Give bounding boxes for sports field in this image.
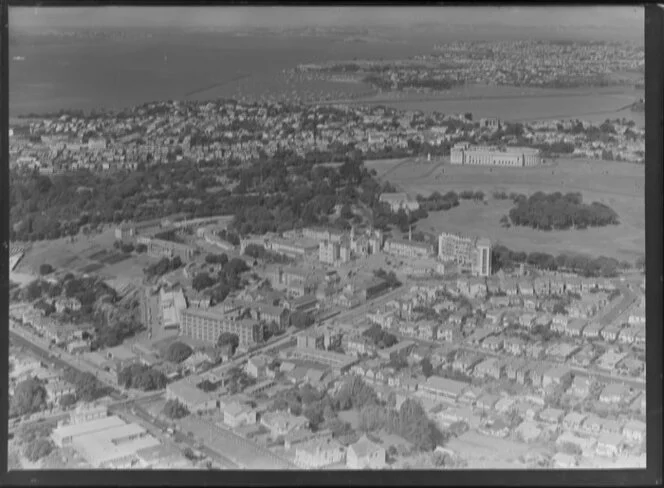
[365,157,645,261]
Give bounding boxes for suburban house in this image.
[346,435,386,470]
[562,412,588,432]
[622,420,646,444]
[222,402,257,428]
[294,437,346,469]
[599,383,635,405]
[260,410,310,438]
[596,433,625,457]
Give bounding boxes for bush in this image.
[59,393,77,408]
[163,399,190,419]
[11,378,47,416]
[39,264,54,276]
[24,438,53,462]
[165,341,193,363]
[136,243,147,253]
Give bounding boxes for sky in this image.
[10,6,644,32]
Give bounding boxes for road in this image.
[599,283,638,327]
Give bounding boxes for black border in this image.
[1,2,662,487]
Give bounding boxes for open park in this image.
[365,157,645,261]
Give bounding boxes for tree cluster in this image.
[416,191,460,212]
[358,398,448,452]
[290,310,315,330]
[117,364,167,391]
[62,368,109,402]
[362,324,398,349]
[164,341,193,363]
[163,399,190,419]
[10,378,47,417]
[491,243,625,277]
[507,191,619,231]
[217,332,240,354]
[144,256,183,279]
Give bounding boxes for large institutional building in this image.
[438,232,492,277]
[179,308,264,347]
[450,143,541,167]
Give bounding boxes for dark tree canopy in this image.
[165,341,194,363]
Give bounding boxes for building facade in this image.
[179,308,264,347]
[450,142,541,167]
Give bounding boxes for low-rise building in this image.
[346,435,386,470]
[294,437,346,469]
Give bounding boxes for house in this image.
[622,420,646,444]
[599,383,635,404]
[551,453,577,469]
[437,325,462,342]
[494,397,515,414]
[538,408,565,425]
[45,380,76,406]
[260,410,310,437]
[165,379,217,413]
[551,315,568,333]
[567,376,595,399]
[523,297,538,311]
[562,412,588,432]
[515,421,542,443]
[419,376,469,402]
[294,437,346,469]
[473,358,504,380]
[458,386,483,405]
[596,433,625,457]
[556,431,597,453]
[475,394,500,412]
[481,336,503,353]
[582,322,604,339]
[452,354,484,373]
[600,324,622,343]
[571,345,597,368]
[524,343,545,360]
[542,366,572,389]
[564,319,587,337]
[515,362,537,385]
[505,359,527,380]
[222,402,257,428]
[478,418,510,438]
[518,280,534,296]
[504,337,525,356]
[246,355,271,379]
[346,435,386,470]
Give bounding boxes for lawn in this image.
[369,157,644,261]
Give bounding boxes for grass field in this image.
[365,157,645,261]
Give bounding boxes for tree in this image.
[290,310,315,330]
[136,243,147,253]
[163,399,190,419]
[39,264,54,276]
[59,393,77,409]
[206,253,229,266]
[11,378,47,416]
[117,364,167,391]
[217,332,240,354]
[24,438,54,462]
[121,243,135,254]
[192,272,216,292]
[420,358,434,378]
[165,341,193,363]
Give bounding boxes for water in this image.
[9,31,644,127]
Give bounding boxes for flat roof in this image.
[423,376,469,395]
[52,415,127,440]
[73,432,160,466]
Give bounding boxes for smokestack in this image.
[409,225,412,241]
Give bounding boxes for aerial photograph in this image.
[7,6,646,471]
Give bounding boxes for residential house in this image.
[542,366,572,389]
[481,335,503,353]
[165,379,217,413]
[582,322,604,340]
[571,345,598,368]
[45,380,76,406]
[515,420,542,443]
[475,394,500,412]
[565,319,587,338]
[222,402,257,428]
[622,420,646,444]
[551,453,577,469]
[473,358,504,380]
[567,377,595,399]
[419,376,469,402]
[505,359,527,381]
[562,412,588,432]
[452,353,484,374]
[599,383,635,405]
[524,343,545,360]
[437,325,462,342]
[504,337,525,356]
[600,324,622,343]
[260,410,310,438]
[596,433,625,457]
[551,315,568,334]
[246,355,271,379]
[538,407,565,425]
[478,418,510,438]
[294,437,346,469]
[346,435,386,470]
